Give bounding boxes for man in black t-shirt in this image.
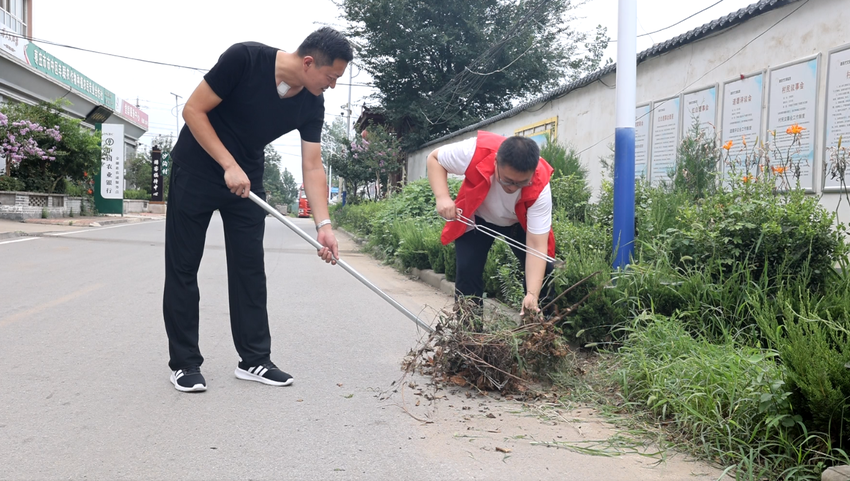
[163,27,353,393]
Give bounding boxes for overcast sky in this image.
[32,0,756,182]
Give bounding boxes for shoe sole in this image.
[234,367,294,386]
[170,372,207,393]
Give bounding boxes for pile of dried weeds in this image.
[404,301,571,394]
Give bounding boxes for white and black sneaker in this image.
[170,366,207,392]
[235,361,293,386]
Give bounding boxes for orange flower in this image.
[87,189,93,195]
[772,166,786,174]
[83,172,88,177]
[742,175,751,183]
[786,124,805,135]
[722,140,733,150]
[742,136,747,147]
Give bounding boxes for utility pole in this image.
[170,92,182,144]
[612,0,637,270]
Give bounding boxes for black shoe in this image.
[170,366,207,392]
[235,361,293,386]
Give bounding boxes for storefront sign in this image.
[116,97,149,129]
[151,147,163,202]
[100,124,124,199]
[24,43,116,108]
[0,25,27,62]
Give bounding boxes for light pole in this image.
[170,92,182,143]
[612,0,637,270]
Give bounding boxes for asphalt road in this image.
[0,213,726,481]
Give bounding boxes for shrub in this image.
[668,121,720,200]
[395,220,438,270]
[659,183,844,289]
[552,211,609,262]
[123,189,150,200]
[550,175,591,223]
[0,176,25,191]
[332,200,386,237]
[540,136,587,180]
[753,280,850,444]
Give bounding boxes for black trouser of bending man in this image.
[453,216,554,307]
[163,164,271,371]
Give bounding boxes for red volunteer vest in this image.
[441,131,556,258]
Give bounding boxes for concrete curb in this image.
[0,231,24,240]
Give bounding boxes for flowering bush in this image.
[1,101,100,193]
[349,124,405,199]
[0,111,61,165]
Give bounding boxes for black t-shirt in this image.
[171,42,325,186]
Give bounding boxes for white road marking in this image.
[0,237,40,246]
[47,220,163,236]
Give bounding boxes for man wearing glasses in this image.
[426,131,555,316]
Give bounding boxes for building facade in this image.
[0,0,148,173]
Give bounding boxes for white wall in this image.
[407,0,850,219]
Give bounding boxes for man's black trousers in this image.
[453,216,554,305]
[163,164,271,371]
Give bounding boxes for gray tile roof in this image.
[417,0,802,150]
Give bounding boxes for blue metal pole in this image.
[612,0,637,270]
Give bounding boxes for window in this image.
[0,0,26,36]
[514,117,558,146]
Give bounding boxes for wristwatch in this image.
[315,219,332,231]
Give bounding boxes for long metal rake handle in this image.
[248,192,434,333]
[447,210,564,268]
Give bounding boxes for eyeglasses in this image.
[495,165,533,188]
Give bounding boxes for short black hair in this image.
[496,136,540,173]
[297,27,354,67]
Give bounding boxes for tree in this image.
[281,167,298,206]
[351,123,404,199]
[567,25,613,82]
[322,118,372,201]
[263,144,287,206]
[2,100,99,193]
[340,0,598,149]
[125,149,152,194]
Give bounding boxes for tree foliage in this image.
[323,118,372,201]
[263,144,288,206]
[125,149,152,194]
[281,167,298,206]
[340,0,605,149]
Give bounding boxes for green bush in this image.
[668,121,720,200]
[332,200,387,237]
[123,189,150,200]
[395,220,439,270]
[550,175,591,223]
[0,176,26,191]
[540,136,587,180]
[753,279,850,444]
[615,314,823,474]
[481,240,523,305]
[659,184,844,289]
